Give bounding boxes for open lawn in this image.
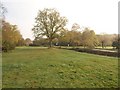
[2,47,118,88]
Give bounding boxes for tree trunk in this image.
[49,39,52,48]
[102,42,104,48]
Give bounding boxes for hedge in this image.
[62,47,119,57]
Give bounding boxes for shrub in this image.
[65,48,118,57]
[112,41,120,49]
[2,40,15,52]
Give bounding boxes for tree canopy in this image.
[81,28,99,48]
[32,8,68,47]
[2,20,23,51]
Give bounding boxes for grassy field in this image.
[2,47,118,88]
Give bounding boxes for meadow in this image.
[2,47,118,88]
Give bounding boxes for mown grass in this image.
[2,47,118,88]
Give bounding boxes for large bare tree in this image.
[32,8,68,47]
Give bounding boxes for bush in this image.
[64,48,118,57]
[2,41,16,52]
[112,41,120,49]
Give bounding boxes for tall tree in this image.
[82,28,99,48]
[2,21,23,51]
[0,2,7,20]
[65,30,81,46]
[32,8,68,47]
[0,3,7,48]
[97,33,115,48]
[57,28,69,46]
[70,23,81,46]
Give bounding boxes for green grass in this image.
[2,47,118,88]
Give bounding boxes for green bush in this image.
[2,40,15,52]
[112,41,120,49]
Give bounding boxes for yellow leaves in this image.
[82,28,99,48]
[2,21,22,43]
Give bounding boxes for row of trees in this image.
[1,7,119,51]
[32,28,118,49]
[32,8,118,49]
[57,27,99,48]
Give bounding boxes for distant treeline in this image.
[1,7,120,52]
[2,20,119,52]
[30,30,119,49]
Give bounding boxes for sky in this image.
[2,0,119,40]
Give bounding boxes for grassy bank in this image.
[2,47,118,88]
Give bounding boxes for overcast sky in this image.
[2,0,119,40]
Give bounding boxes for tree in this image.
[71,23,80,31]
[65,30,81,46]
[57,28,69,46]
[97,33,116,48]
[112,34,120,49]
[0,3,7,50]
[25,38,32,46]
[32,8,68,47]
[2,20,23,52]
[69,23,81,46]
[112,41,118,49]
[57,23,81,47]
[0,2,7,20]
[81,28,99,48]
[32,37,48,46]
[17,38,25,46]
